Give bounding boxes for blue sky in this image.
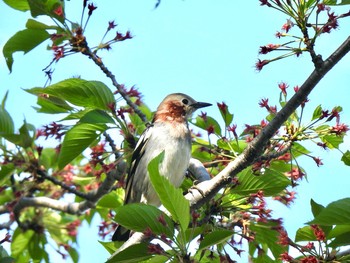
[1,0,350,262]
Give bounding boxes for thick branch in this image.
[186,35,350,209]
[13,161,126,229]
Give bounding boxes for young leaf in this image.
[308,198,350,225]
[106,243,152,263]
[193,115,221,135]
[79,110,115,124]
[341,150,350,166]
[58,123,108,169]
[3,0,30,11]
[310,199,325,217]
[197,229,233,251]
[295,226,317,242]
[234,168,290,196]
[311,105,323,121]
[148,152,190,232]
[26,79,115,111]
[0,94,14,135]
[217,102,234,127]
[114,203,174,237]
[34,95,74,114]
[98,241,123,254]
[11,229,35,258]
[3,28,50,72]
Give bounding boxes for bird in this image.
[112,93,211,241]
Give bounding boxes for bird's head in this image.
[154,93,212,123]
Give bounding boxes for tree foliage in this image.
[1,0,350,262]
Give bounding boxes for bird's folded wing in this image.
[123,125,153,204]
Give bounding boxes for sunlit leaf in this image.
[114,203,174,237]
[308,198,350,225]
[3,0,29,11]
[148,152,190,232]
[197,229,233,251]
[3,28,50,72]
[26,79,115,111]
[58,123,108,169]
[341,150,350,166]
[234,168,290,196]
[106,243,152,263]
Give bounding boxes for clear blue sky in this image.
[1,1,350,262]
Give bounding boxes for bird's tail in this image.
[112,225,130,241]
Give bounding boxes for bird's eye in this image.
[182,98,189,105]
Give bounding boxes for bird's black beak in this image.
[191,101,212,109]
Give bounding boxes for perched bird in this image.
[112,93,211,241]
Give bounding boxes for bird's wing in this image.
[123,125,153,204]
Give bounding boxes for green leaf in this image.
[217,103,233,127]
[197,229,233,251]
[67,246,79,263]
[3,0,30,11]
[2,122,36,148]
[39,148,58,169]
[28,233,44,261]
[106,243,152,263]
[310,199,325,217]
[341,150,350,166]
[26,79,115,111]
[80,110,115,124]
[193,115,221,135]
[26,19,59,30]
[328,225,350,239]
[321,134,343,149]
[234,168,290,196]
[27,0,65,23]
[148,152,190,232]
[291,142,310,158]
[329,232,350,247]
[311,105,322,121]
[0,108,14,135]
[250,222,285,259]
[3,28,50,72]
[325,0,350,5]
[295,226,317,242]
[58,123,108,169]
[34,94,74,114]
[309,198,350,225]
[97,191,123,209]
[98,241,123,255]
[0,163,15,184]
[114,203,174,237]
[11,229,35,258]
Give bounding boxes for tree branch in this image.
[82,47,147,122]
[186,35,350,209]
[13,161,126,230]
[109,36,350,256]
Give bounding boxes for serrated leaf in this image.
[79,110,115,124]
[217,102,233,127]
[98,241,123,255]
[291,142,311,158]
[3,0,30,11]
[295,226,317,242]
[321,134,343,149]
[11,229,35,258]
[308,198,350,225]
[28,0,65,23]
[3,28,50,72]
[26,79,115,111]
[234,168,290,196]
[193,115,221,135]
[26,19,59,30]
[106,243,152,263]
[58,123,108,169]
[97,191,123,209]
[341,150,350,166]
[0,108,14,135]
[250,222,285,259]
[148,152,190,232]
[311,105,323,121]
[34,94,74,114]
[0,163,15,184]
[114,203,174,237]
[310,199,325,217]
[198,229,233,251]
